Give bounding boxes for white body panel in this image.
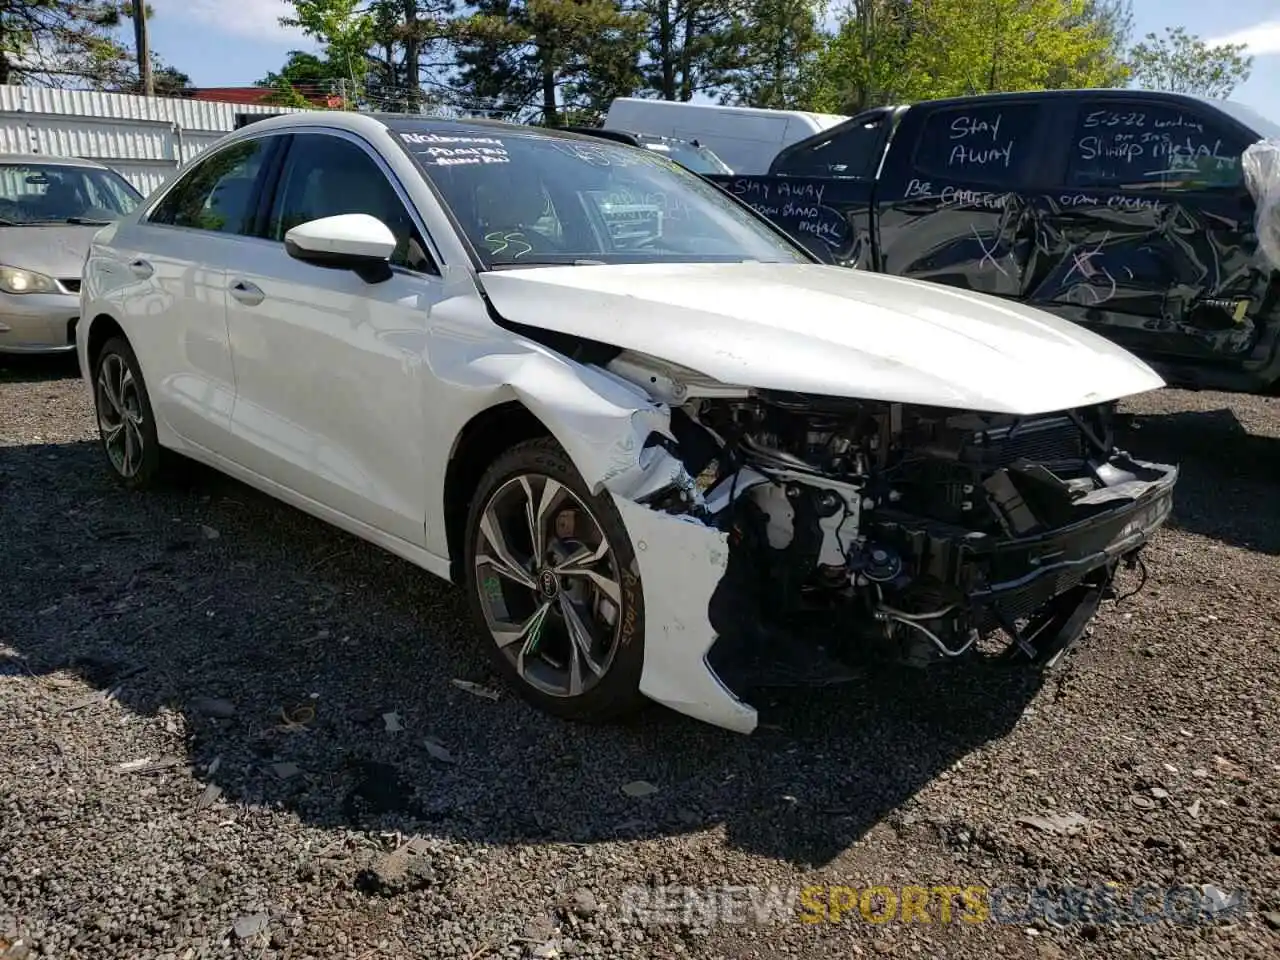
[78,110,1166,736]
[285,213,398,259]
[219,237,436,545]
[604,98,848,174]
[479,261,1164,416]
[86,219,240,449]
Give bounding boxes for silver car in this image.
[0,154,143,354]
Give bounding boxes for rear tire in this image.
[463,437,648,724]
[91,336,166,490]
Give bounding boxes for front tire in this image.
[92,336,165,489]
[463,437,647,723]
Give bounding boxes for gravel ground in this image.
[1,353,1277,960]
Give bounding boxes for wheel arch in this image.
[85,313,127,373]
[443,400,552,583]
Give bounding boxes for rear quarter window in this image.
[770,114,889,179]
[1066,101,1248,191]
[910,102,1042,187]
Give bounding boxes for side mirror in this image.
[284,213,397,283]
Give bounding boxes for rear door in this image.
[874,97,1052,299]
[1021,94,1269,382]
[112,135,282,450]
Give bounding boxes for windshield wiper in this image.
[62,217,113,225]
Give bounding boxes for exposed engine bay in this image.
[603,354,1178,692]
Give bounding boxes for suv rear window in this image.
[1065,101,1248,191]
[911,102,1041,186]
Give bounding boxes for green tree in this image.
[257,51,344,106]
[624,0,745,101]
[279,0,460,111]
[453,0,646,126]
[259,51,342,90]
[811,0,1132,113]
[808,0,917,114]
[116,59,188,96]
[1127,26,1252,99]
[0,0,134,87]
[717,0,827,108]
[1044,0,1133,88]
[281,0,378,94]
[149,64,188,95]
[364,0,457,111]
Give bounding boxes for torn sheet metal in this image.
[1243,138,1280,272]
[468,347,751,730]
[467,349,692,502]
[611,495,758,734]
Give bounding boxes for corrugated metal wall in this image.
[0,86,306,196]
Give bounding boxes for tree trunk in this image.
[677,3,694,100]
[404,0,421,107]
[658,0,675,99]
[541,63,558,126]
[132,0,153,96]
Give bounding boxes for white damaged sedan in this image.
[78,112,1177,733]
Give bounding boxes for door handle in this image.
[229,279,265,307]
[128,258,153,279]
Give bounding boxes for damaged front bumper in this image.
[470,342,1177,735]
[611,455,1176,736]
[611,495,759,734]
[874,456,1177,637]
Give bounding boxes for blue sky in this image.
[142,0,1278,121]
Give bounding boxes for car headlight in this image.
[0,265,59,295]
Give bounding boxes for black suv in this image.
[706,90,1280,394]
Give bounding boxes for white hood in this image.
[477,261,1165,415]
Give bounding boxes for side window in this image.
[267,133,436,274]
[148,139,271,234]
[1066,101,1247,191]
[772,114,889,178]
[911,103,1042,186]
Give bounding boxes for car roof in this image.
[230,109,628,146]
[905,89,1275,133]
[0,152,112,169]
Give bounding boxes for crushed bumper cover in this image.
[620,457,1176,734]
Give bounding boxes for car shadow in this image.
[0,353,81,383]
[1116,405,1280,555]
[2,438,1044,867]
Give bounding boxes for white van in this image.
[603,98,848,175]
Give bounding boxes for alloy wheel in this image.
[96,352,146,478]
[473,474,624,698]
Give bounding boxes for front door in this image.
[223,130,444,546]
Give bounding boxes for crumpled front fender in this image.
[465,348,756,733]
[468,351,690,502]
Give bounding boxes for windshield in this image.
[638,136,733,175]
[397,128,803,269]
[0,162,142,225]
